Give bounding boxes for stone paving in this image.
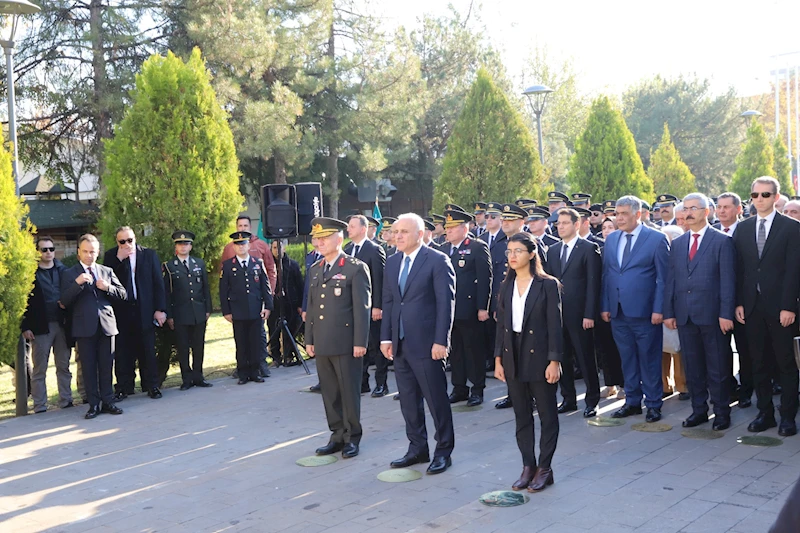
[0,362,797,533]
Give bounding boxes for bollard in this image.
[15,334,28,416]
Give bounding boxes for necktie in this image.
[489,234,494,249]
[182,259,189,272]
[560,242,568,272]
[399,256,411,339]
[689,234,700,261]
[353,245,360,257]
[757,219,766,258]
[622,233,633,266]
[723,227,730,233]
[87,267,98,300]
[324,263,330,275]
[241,261,247,270]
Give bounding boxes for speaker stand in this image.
[270,240,310,374]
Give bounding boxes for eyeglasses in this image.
[39,247,55,252]
[684,206,704,213]
[118,238,134,245]
[487,214,500,219]
[504,249,530,257]
[750,192,774,199]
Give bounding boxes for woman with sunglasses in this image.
[494,232,563,492]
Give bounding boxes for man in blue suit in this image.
[381,213,456,475]
[664,193,736,431]
[601,196,670,422]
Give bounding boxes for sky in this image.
[373,0,800,98]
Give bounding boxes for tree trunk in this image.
[90,0,110,183]
[273,153,287,184]
[326,149,339,219]
[325,20,339,219]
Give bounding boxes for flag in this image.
[373,199,382,234]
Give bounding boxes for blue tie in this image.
[398,256,410,339]
[622,233,633,266]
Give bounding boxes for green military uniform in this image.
[305,217,371,452]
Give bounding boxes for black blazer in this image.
[545,238,601,324]
[732,212,800,318]
[103,245,167,329]
[480,230,509,312]
[494,277,563,382]
[60,263,127,338]
[344,239,385,310]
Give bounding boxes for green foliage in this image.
[568,96,653,203]
[647,124,695,198]
[772,136,794,196]
[433,68,545,210]
[101,49,243,278]
[0,131,38,366]
[729,120,774,199]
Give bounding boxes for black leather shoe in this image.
[361,382,371,394]
[180,383,194,391]
[495,397,513,409]
[466,395,483,407]
[113,391,127,402]
[391,451,430,468]
[772,383,782,396]
[712,416,731,431]
[63,402,74,409]
[646,408,662,422]
[101,403,123,415]
[342,442,359,458]
[779,419,798,437]
[426,456,451,475]
[394,395,400,401]
[611,404,643,418]
[251,376,265,383]
[682,413,709,428]
[371,384,388,398]
[85,405,100,419]
[315,442,344,455]
[195,380,213,388]
[583,406,597,418]
[739,398,752,408]
[148,387,162,399]
[557,402,578,414]
[448,392,468,404]
[232,370,239,379]
[747,412,777,432]
[309,383,321,393]
[237,378,248,385]
[678,392,690,401]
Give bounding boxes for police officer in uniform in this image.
[431,213,447,245]
[571,192,592,209]
[515,198,537,233]
[473,202,488,237]
[163,231,213,390]
[220,231,273,385]
[547,191,570,238]
[381,217,398,256]
[655,194,678,226]
[306,218,371,459]
[589,203,605,235]
[480,202,510,372]
[602,200,617,218]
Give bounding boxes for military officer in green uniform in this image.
[305,217,371,459]
[220,231,273,385]
[163,231,213,390]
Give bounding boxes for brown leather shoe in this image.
[527,467,554,493]
[512,466,536,491]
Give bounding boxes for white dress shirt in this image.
[755,209,777,243]
[720,220,738,236]
[512,278,533,333]
[350,237,367,256]
[687,223,710,253]
[617,222,644,266]
[129,252,138,300]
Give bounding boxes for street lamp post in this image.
[0,0,40,417]
[523,84,554,165]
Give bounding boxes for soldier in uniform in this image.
[219,231,273,385]
[381,217,398,256]
[571,192,592,209]
[655,194,678,226]
[480,202,509,372]
[576,207,605,248]
[473,202,488,237]
[603,200,617,218]
[306,217,371,459]
[366,216,380,242]
[547,191,569,238]
[640,201,659,229]
[163,231,213,390]
[431,213,447,244]
[423,218,442,250]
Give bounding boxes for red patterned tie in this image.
[689,234,700,261]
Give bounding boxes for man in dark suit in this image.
[732,177,800,436]
[381,213,456,475]
[61,234,127,419]
[664,194,736,430]
[345,214,388,396]
[546,208,602,418]
[601,196,670,423]
[103,226,167,400]
[441,206,492,407]
[479,202,509,373]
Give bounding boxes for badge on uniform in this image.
[254,274,260,282]
[332,273,346,280]
[334,287,342,296]
[458,259,465,268]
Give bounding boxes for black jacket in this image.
[344,238,385,310]
[278,254,304,311]
[441,237,492,321]
[545,238,601,324]
[21,260,69,336]
[103,245,167,329]
[163,256,212,326]
[60,263,127,338]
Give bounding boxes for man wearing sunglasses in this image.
[103,226,168,400]
[732,177,800,437]
[21,237,73,413]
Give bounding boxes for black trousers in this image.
[450,317,486,397]
[175,321,207,385]
[317,354,363,444]
[746,298,799,419]
[78,326,115,407]
[678,319,732,417]
[559,323,601,408]
[595,319,624,387]
[115,310,158,393]
[395,341,455,458]
[363,319,388,387]
[233,319,264,380]
[507,378,559,469]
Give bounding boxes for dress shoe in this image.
[448,392,468,404]
[646,408,662,422]
[391,451,430,468]
[342,442,359,458]
[361,382,371,394]
[113,391,127,402]
[779,419,798,437]
[512,466,536,491]
[678,392,690,401]
[371,384,388,397]
[495,397,513,409]
[237,378,248,385]
[426,456,451,475]
[773,383,782,396]
[148,387,162,399]
[739,398,752,408]
[101,403,123,415]
[682,413,709,428]
[85,405,100,419]
[180,383,194,391]
[62,402,74,409]
[583,406,597,418]
[611,404,642,418]
[747,412,777,432]
[557,402,578,414]
[662,391,672,399]
[527,467,554,493]
[315,442,343,455]
[712,416,731,431]
[466,395,483,407]
[251,376,265,383]
[195,380,213,388]
[309,383,321,393]
[232,370,239,379]
[394,394,400,400]
[259,362,271,377]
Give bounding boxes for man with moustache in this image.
[655,194,678,227]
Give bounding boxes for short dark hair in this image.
[237,214,251,223]
[115,226,134,237]
[557,208,580,224]
[36,235,54,247]
[78,234,99,247]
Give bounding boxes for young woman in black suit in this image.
[494,232,563,492]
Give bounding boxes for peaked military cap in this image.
[486,202,503,214]
[548,191,569,203]
[430,213,445,224]
[473,202,488,214]
[515,198,538,209]
[602,200,616,214]
[573,207,592,218]
[571,193,592,204]
[655,193,678,207]
[365,216,379,227]
[443,203,468,214]
[525,206,551,221]
[423,219,435,231]
[589,203,603,214]
[444,208,473,228]
[172,230,195,243]
[310,217,347,238]
[640,201,652,211]
[230,231,252,243]
[381,216,397,230]
[500,203,527,220]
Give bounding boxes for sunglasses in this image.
[39,247,55,252]
[750,192,773,199]
[487,214,500,219]
[118,238,134,245]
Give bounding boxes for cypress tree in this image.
[729,119,774,199]
[648,123,696,198]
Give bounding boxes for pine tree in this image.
[647,124,696,198]
[729,120,774,199]
[433,68,545,210]
[101,49,243,274]
[0,131,38,365]
[568,96,653,202]
[772,136,794,196]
